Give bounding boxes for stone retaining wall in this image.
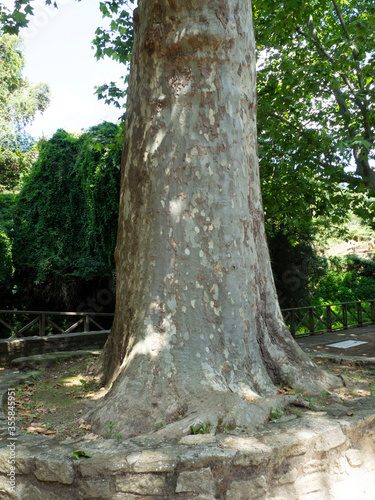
[1,410,375,499]
[0,331,110,365]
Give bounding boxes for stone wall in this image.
[0,331,110,365]
[1,410,375,499]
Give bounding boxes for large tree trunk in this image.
[89,0,339,439]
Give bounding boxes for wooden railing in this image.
[0,310,114,338]
[281,300,375,338]
[2,300,375,339]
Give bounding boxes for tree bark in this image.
[89,0,339,439]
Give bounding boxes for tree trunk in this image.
[89,0,339,439]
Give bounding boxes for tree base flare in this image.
[88,360,341,441]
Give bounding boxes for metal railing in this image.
[281,300,375,337]
[0,310,114,338]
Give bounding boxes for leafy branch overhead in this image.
[1,0,375,236]
[254,0,375,194]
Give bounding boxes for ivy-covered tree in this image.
[11,122,122,310]
[0,33,50,192]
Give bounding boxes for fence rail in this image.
[2,300,375,339]
[0,310,114,338]
[281,300,375,337]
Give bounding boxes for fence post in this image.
[371,301,375,323]
[84,314,90,332]
[290,310,295,338]
[39,314,46,336]
[357,301,363,326]
[326,305,332,332]
[342,303,348,329]
[308,307,314,334]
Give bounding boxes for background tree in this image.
[0,33,50,192]
[254,0,375,193]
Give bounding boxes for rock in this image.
[79,453,130,476]
[179,434,217,445]
[78,478,113,499]
[175,467,215,495]
[227,476,268,500]
[127,446,180,473]
[116,473,167,496]
[345,448,363,467]
[220,436,272,466]
[34,455,74,484]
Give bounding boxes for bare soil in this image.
[4,355,107,441]
[4,355,375,440]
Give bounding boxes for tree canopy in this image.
[0,32,50,191]
[254,0,375,233]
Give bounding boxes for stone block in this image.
[17,485,62,500]
[180,445,236,469]
[78,478,113,499]
[179,434,217,446]
[116,473,167,496]
[79,453,129,476]
[227,476,268,500]
[220,436,272,466]
[262,431,308,460]
[273,467,298,485]
[345,448,363,467]
[302,417,347,452]
[113,495,143,500]
[302,459,328,474]
[127,447,179,473]
[294,472,330,497]
[34,457,74,484]
[175,467,215,495]
[0,447,34,475]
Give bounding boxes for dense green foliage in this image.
[312,255,375,304]
[2,1,375,313]
[0,33,50,191]
[0,194,16,294]
[254,0,375,235]
[5,122,122,310]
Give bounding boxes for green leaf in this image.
[72,450,93,460]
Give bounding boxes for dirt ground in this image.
[3,354,375,441]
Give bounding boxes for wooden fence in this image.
[0,310,114,338]
[1,300,375,339]
[281,300,375,337]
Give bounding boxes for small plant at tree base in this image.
[105,421,122,440]
[304,397,317,408]
[362,370,375,375]
[190,422,210,435]
[369,382,375,396]
[270,409,284,420]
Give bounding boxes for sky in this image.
[3,0,128,138]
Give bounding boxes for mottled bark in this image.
[89,0,339,439]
